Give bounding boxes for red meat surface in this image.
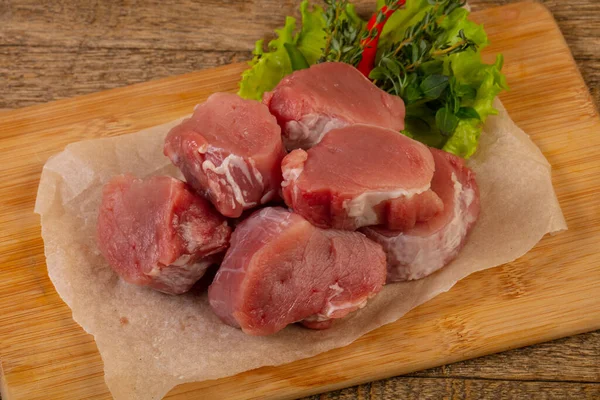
[263,62,405,150]
[97,175,231,294]
[281,124,443,231]
[208,207,386,335]
[164,92,286,218]
[363,149,480,281]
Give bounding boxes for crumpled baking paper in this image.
[34,99,566,400]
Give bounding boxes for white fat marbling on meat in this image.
[198,144,209,154]
[282,163,305,202]
[201,152,264,208]
[170,254,193,267]
[303,282,370,323]
[324,297,369,318]
[321,283,369,318]
[260,190,276,204]
[250,158,264,186]
[284,114,348,150]
[281,166,304,188]
[368,173,476,281]
[343,183,431,228]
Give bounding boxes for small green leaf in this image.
[456,107,481,120]
[382,58,401,76]
[419,60,443,75]
[436,107,459,136]
[404,116,431,136]
[453,96,461,114]
[411,42,419,63]
[369,66,388,80]
[406,72,419,86]
[420,74,449,99]
[419,38,428,54]
[331,37,340,51]
[404,85,423,104]
[456,84,477,101]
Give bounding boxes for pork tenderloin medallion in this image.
[208,207,387,335]
[281,124,444,231]
[363,148,480,282]
[97,175,231,295]
[263,62,405,150]
[164,92,286,218]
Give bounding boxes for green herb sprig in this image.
[320,0,364,65]
[368,0,480,142]
[370,0,474,97]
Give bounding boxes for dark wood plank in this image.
[0,0,376,51]
[302,331,600,399]
[411,331,600,382]
[304,377,600,400]
[0,1,599,399]
[1,0,598,109]
[0,46,250,108]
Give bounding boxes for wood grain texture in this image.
[302,378,600,400]
[410,331,600,382]
[0,45,250,109]
[0,1,599,400]
[1,0,599,109]
[302,331,600,400]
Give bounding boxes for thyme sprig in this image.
[320,0,404,66]
[370,0,475,98]
[320,0,364,64]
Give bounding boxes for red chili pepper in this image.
[357,0,406,78]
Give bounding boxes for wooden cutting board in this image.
[0,2,599,399]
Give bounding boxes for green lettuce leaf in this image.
[438,8,488,49]
[237,17,296,100]
[296,1,327,65]
[238,0,326,100]
[405,50,507,158]
[442,53,508,157]
[387,4,507,158]
[441,119,481,158]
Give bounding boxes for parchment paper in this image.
[34,99,566,400]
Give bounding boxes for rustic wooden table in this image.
[1,1,598,399]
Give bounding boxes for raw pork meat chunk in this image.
[97,175,231,295]
[263,62,405,150]
[164,92,286,218]
[281,124,444,231]
[363,149,480,282]
[208,207,386,336]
